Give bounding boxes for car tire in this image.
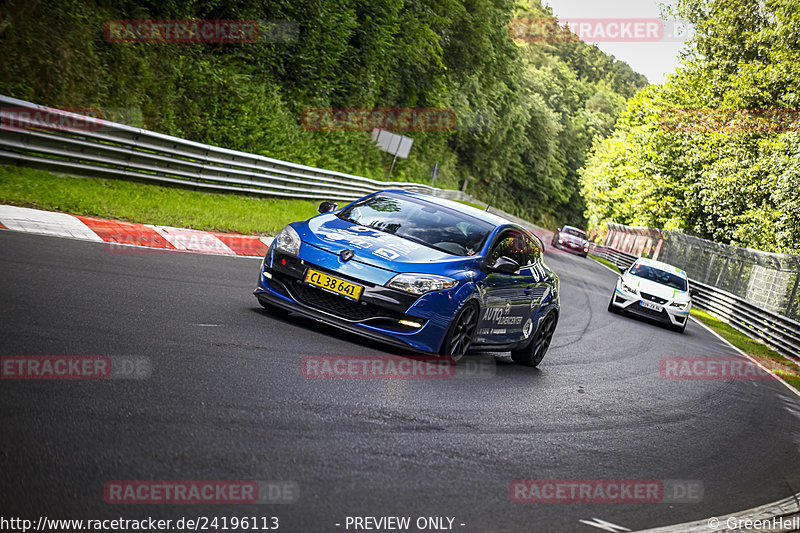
[440,301,479,359]
[511,312,556,368]
[673,323,686,333]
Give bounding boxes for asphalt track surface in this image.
[2,230,800,532]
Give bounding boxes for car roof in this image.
[633,257,688,278]
[378,189,514,227]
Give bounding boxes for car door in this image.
[475,229,538,344]
[521,232,552,324]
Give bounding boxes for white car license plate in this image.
[640,299,663,311]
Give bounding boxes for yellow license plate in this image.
[304,269,363,301]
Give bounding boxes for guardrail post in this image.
[787,257,800,318]
[731,260,746,295]
[714,255,730,288]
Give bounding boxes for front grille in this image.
[629,303,668,321]
[291,283,379,322]
[641,292,668,305]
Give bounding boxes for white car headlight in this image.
[621,280,638,294]
[669,300,690,310]
[387,273,457,295]
[274,225,301,256]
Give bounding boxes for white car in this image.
[608,257,693,333]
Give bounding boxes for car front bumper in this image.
[610,287,690,327]
[254,246,467,353]
[553,240,588,255]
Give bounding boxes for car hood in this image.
[295,215,479,275]
[623,274,690,301]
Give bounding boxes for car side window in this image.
[520,232,541,266]
[490,230,538,267]
[490,233,516,264]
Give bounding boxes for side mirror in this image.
[318,201,338,214]
[618,266,626,274]
[488,256,520,274]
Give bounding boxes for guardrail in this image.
[0,95,479,204]
[589,243,800,361]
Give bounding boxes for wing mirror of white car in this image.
[618,266,626,274]
[318,201,338,213]
[488,256,520,274]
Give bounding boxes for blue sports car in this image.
[254,190,560,366]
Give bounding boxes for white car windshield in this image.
[629,263,688,291]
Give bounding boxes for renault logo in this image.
[340,249,355,262]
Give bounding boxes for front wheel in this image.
[440,301,479,359]
[511,312,557,367]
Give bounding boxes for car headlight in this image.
[670,300,690,310]
[274,225,301,256]
[621,280,638,294]
[387,273,457,295]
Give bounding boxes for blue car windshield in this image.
[337,193,495,256]
[629,263,688,291]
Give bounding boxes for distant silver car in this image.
[551,225,589,257]
[608,257,693,333]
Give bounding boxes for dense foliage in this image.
[0,0,645,226]
[580,0,800,253]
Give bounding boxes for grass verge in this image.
[588,253,620,272]
[588,254,800,391]
[689,308,800,390]
[456,199,488,210]
[0,165,321,235]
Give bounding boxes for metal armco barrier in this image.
[0,95,479,204]
[590,243,800,361]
